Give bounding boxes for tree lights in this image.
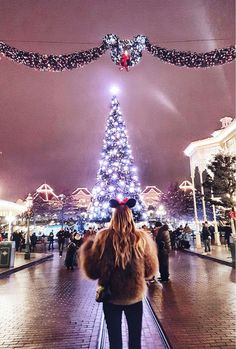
[89,96,145,222]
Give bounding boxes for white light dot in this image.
[110,85,120,95]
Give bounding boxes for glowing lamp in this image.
[6,215,15,224]
[110,85,120,95]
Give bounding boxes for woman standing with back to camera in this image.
[80,198,158,349]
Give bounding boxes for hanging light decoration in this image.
[0,34,235,72]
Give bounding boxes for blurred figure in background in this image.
[48,231,54,251]
[201,222,211,254]
[30,232,37,252]
[156,223,171,282]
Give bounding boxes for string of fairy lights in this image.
[0,33,235,71]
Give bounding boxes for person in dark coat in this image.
[149,221,162,283]
[224,224,232,248]
[72,232,83,249]
[170,229,177,250]
[65,241,77,270]
[30,232,37,252]
[156,224,171,282]
[48,231,54,251]
[56,229,66,256]
[19,232,25,252]
[13,232,21,251]
[201,222,211,253]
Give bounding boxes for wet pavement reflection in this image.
[0,250,235,348]
[147,251,236,349]
[0,255,102,349]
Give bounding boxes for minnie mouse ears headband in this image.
[109,198,136,209]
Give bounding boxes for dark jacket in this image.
[79,229,158,305]
[56,230,65,242]
[156,226,171,253]
[48,233,54,242]
[30,234,37,245]
[202,226,210,240]
[65,242,77,267]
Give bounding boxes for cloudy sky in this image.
[0,0,235,201]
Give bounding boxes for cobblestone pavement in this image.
[13,252,49,267]
[0,253,166,349]
[187,240,233,264]
[0,252,53,278]
[0,249,235,349]
[0,255,102,349]
[147,251,236,349]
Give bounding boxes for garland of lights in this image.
[0,34,235,71]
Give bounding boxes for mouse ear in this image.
[126,198,136,208]
[109,199,120,208]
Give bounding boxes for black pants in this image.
[158,251,169,281]
[48,241,54,250]
[103,301,143,349]
[58,241,64,254]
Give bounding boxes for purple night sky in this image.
[0,0,235,201]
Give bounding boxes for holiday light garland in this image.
[0,34,235,71]
[0,41,108,71]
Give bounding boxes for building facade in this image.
[184,117,236,173]
[184,116,236,246]
[21,183,163,220]
[71,188,92,209]
[34,183,59,203]
[141,186,162,209]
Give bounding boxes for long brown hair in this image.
[99,206,146,269]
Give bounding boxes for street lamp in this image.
[156,205,166,223]
[6,215,15,241]
[179,179,201,248]
[78,211,88,231]
[24,193,33,260]
[58,194,66,229]
[147,209,154,221]
[210,190,221,245]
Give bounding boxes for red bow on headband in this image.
[109,198,136,209]
[117,198,129,205]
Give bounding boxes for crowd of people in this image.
[0,226,97,268]
[0,218,233,262]
[0,219,233,279]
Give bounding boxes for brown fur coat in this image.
[79,229,158,305]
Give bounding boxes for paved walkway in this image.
[0,252,166,349]
[148,250,236,349]
[0,251,53,278]
[183,241,234,267]
[0,247,235,348]
[0,254,102,349]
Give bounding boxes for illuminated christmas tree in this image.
[89,96,145,222]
